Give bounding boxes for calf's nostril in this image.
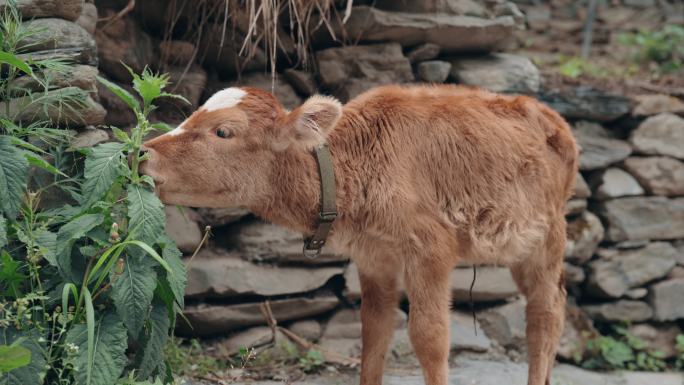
[139,149,148,158]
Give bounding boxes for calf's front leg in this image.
[359,268,399,385]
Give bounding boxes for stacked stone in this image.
[0,0,106,143]
[84,0,684,363]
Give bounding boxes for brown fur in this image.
[141,84,578,385]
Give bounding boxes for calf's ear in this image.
[285,95,342,150]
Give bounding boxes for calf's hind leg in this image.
[510,223,567,385]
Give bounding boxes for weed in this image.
[618,25,684,76]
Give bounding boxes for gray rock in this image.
[625,287,648,299]
[166,65,208,111]
[75,2,97,35]
[179,296,339,336]
[649,278,684,321]
[675,240,684,266]
[10,64,98,93]
[198,24,267,79]
[159,40,196,65]
[406,43,441,63]
[632,94,684,117]
[343,263,361,301]
[623,156,684,197]
[565,199,587,216]
[417,60,452,83]
[322,308,406,340]
[598,197,684,241]
[228,72,302,110]
[573,173,591,199]
[288,320,322,342]
[565,211,604,265]
[237,221,349,265]
[450,311,491,352]
[589,167,644,200]
[339,6,517,53]
[195,207,249,227]
[538,86,630,122]
[630,113,684,160]
[70,127,109,149]
[220,326,274,355]
[19,18,96,63]
[628,323,682,358]
[284,69,317,96]
[185,249,343,298]
[452,266,518,303]
[478,298,526,348]
[164,206,202,254]
[97,79,137,127]
[316,43,414,101]
[586,242,677,298]
[375,0,487,16]
[2,87,105,127]
[17,47,96,66]
[564,263,586,287]
[0,0,83,21]
[573,121,632,170]
[449,53,540,94]
[582,300,653,322]
[95,14,156,82]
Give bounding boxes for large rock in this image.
[10,65,98,93]
[452,266,518,303]
[287,319,323,342]
[185,249,343,298]
[19,18,96,63]
[237,221,349,265]
[227,72,301,110]
[97,79,137,127]
[563,263,586,287]
[339,6,517,53]
[573,121,632,170]
[198,25,267,79]
[375,0,487,16]
[343,263,361,301]
[598,197,684,241]
[632,94,684,117]
[70,127,109,149]
[565,211,603,265]
[538,87,630,122]
[2,87,105,127]
[416,60,452,83]
[165,65,208,111]
[179,296,339,336]
[649,278,684,321]
[284,69,317,97]
[406,43,441,63]
[623,156,684,197]
[450,311,491,352]
[0,0,83,21]
[628,323,682,359]
[449,53,540,94]
[75,2,97,35]
[316,43,414,101]
[478,298,526,349]
[565,199,587,216]
[586,242,677,298]
[582,300,653,322]
[588,167,644,200]
[95,14,156,82]
[164,206,202,254]
[573,173,591,199]
[630,113,684,160]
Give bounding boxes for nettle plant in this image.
[1,6,189,382]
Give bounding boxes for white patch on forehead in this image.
[202,87,247,112]
[165,119,188,136]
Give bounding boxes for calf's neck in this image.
[140,84,578,385]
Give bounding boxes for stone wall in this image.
[9,0,684,364]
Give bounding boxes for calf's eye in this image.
[216,129,232,139]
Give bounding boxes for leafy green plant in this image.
[1,3,190,384]
[298,349,325,373]
[619,25,684,75]
[576,325,668,372]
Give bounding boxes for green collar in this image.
[302,143,337,258]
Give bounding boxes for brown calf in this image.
[140,84,578,385]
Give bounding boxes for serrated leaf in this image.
[0,344,31,373]
[80,142,126,207]
[127,184,165,246]
[0,216,6,250]
[110,254,157,336]
[55,213,104,273]
[97,76,140,113]
[161,239,186,309]
[0,136,29,219]
[135,302,170,379]
[24,153,67,177]
[66,315,127,385]
[0,329,46,385]
[33,227,57,265]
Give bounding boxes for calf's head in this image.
[139,87,342,208]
